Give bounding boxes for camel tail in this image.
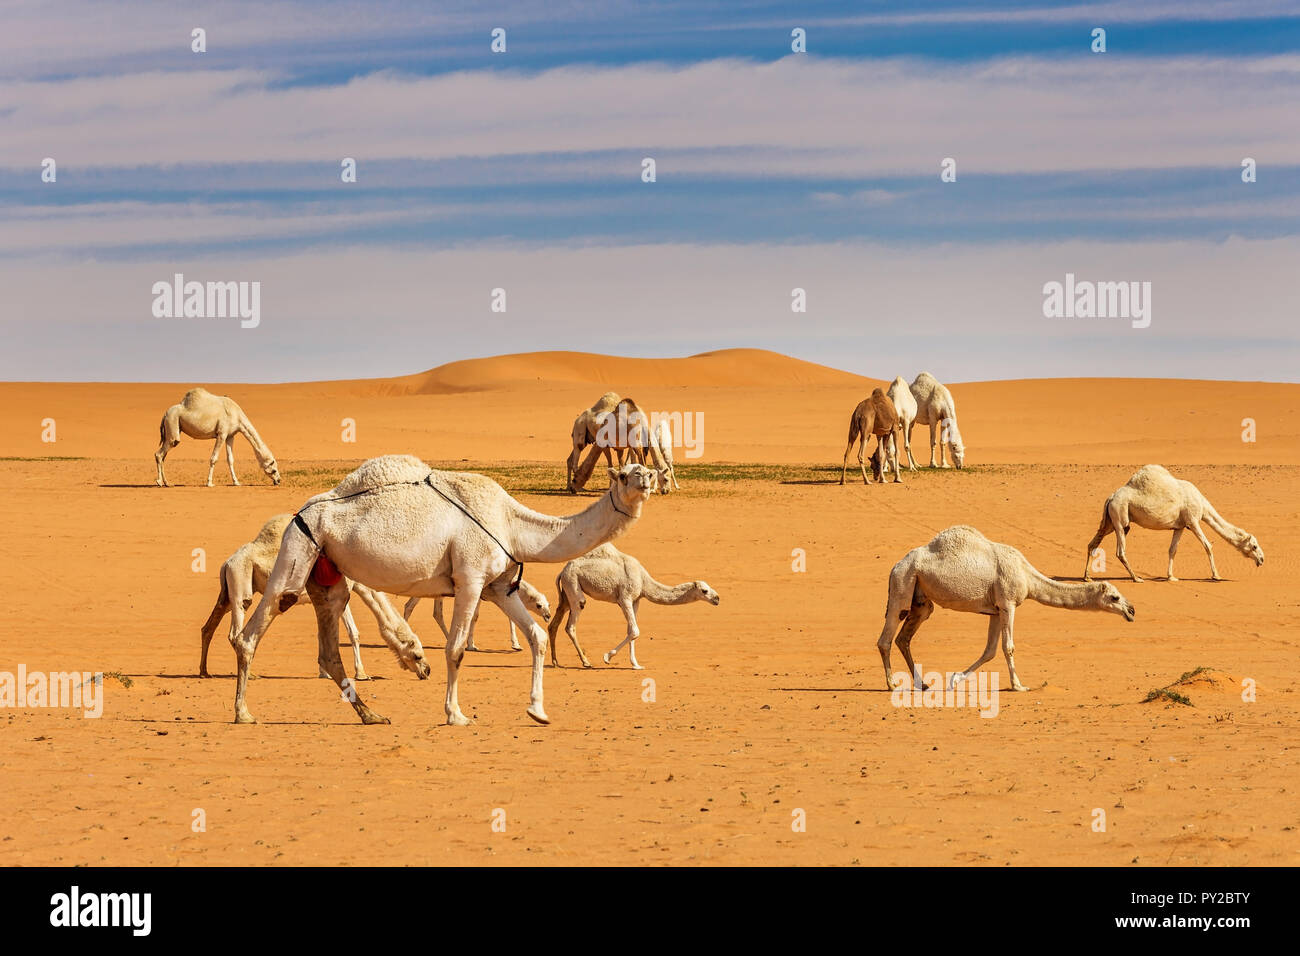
[547,574,569,642]
[845,412,861,447]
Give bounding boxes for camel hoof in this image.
[199,670,211,679]
[1131,576,1144,583]
[1012,683,1030,692]
[527,706,550,725]
[1167,576,1179,583]
[631,663,644,670]
[360,710,390,725]
[446,712,473,727]
[602,651,613,664]
[354,673,371,681]
[234,712,257,724]
[580,658,593,669]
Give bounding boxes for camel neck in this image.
[1202,508,1246,546]
[239,417,272,463]
[510,491,638,564]
[1026,571,1095,610]
[641,575,695,605]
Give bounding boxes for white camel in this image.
[199,513,430,681]
[402,580,551,652]
[231,456,657,726]
[155,387,281,487]
[909,372,965,469]
[884,375,919,473]
[547,543,719,669]
[879,526,1134,692]
[650,418,680,493]
[1084,464,1264,582]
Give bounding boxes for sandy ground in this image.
[1,349,1297,866]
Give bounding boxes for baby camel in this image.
[879,526,1134,692]
[199,513,430,681]
[402,580,551,652]
[155,387,281,487]
[1084,464,1264,582]
[548,543,719,669]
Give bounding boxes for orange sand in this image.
[1,349,1296,865]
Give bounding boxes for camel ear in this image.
[606,467,618,481]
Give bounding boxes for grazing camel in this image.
[1084,465,1264,582]
[839,388,902,485]
[155,387,281,487]
[567,391,623,492]
[879,525,1134,692]
[402,580,551,652]
[547,543,719,669]
[909,372,965,469]
[650,418,680,493]
[231,455,656,726]
[199,513,430,681]
[573,398,669,491]
[884,375,919,473]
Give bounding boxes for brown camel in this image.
[839,388,902,485]
[567,391,622,492]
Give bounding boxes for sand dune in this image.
[0,349,1296,866]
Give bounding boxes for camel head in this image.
[1238,534,1265,567]
[262,457,282,485]
[606,462,656,513]
[692,581,721,606]
[518,581,552,622]
[1096,582,1135,622]
[944,421,966,469]
[392,631,431,680]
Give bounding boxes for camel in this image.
[547,543,719,669]
[1084,465,1264,582]
[566,391,622,492]
[230,455,657,726]
[650,418,679,493]
[199,513,430,681]
[401,580,551,652]
[884,375,919,473]
[572,398,668,492]
[909,372,965,469]
[155,387,281,487]
[839,388,902,485]
[878,525,1135,692]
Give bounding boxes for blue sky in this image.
[2,1,1299,382]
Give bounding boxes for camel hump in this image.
[931,525,988,549]
[1126,464,1176,492]
[181,386,215,406]
[253,513,294,546]
[330,454,431,496]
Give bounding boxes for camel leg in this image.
[466,604,482,651]
[950,612,1004,690]
[546,590,568,667]
[508,621,521,651]
[430,597,452,642]
[561,582,593,668]
[198,578,230,678]
[224,435,240,486]
[1112,520,1141,582]
[205,434,225,487]
[928,422,939,467]
[341,605,368,680]
[1084,507,1115,580]
[483,586,550,724]
[878,569,922,689]
[1187,520,1221,580]
[891,431,902,483]
[231,521,316,723]
[402,596,420,622]
[443,584,483,726]
[1166,528,1184,581]
[999,604,1028,691]
[154,438,170,487]
[307,580,388,724]
[839,437,855,485]
[893,599,933,689]
[903,420,918,471]
[603,597,642,669]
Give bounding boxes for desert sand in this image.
[0,348,1296,866]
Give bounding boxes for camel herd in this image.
[152,372,1263,725]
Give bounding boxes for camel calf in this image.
[548,543,719,669]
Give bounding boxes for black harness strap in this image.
[292,511,321,550]
[423,473,524,595]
